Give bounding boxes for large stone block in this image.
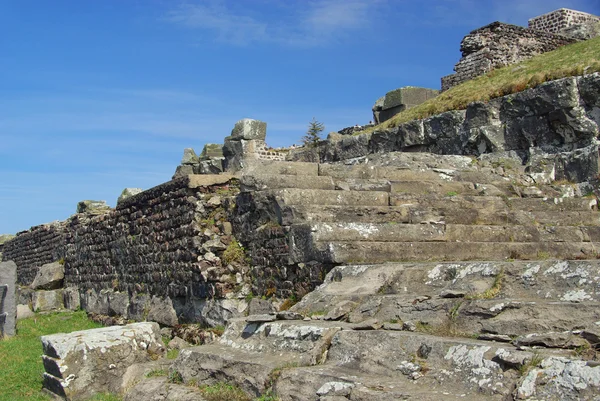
[0,261,17,338]
[372,87,439,124]
[41,322,165,400]
[31,261,64,290]
[229,118,267,141]
[32,289,64,312]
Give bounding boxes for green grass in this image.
[197,382,251,401]
[359,36,600,135]
[0,311,107,401]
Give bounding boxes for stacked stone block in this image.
[64,176,239,301]
[441,22,576,91]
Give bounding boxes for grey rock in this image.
[246,313,277,323]
[276,311,304,320]
[493,348,532,368]
[0,261,17,337]
[120,359,173,395]
[199,143,224,159]
[351,318,381,330]
[76,200,111,214]
[32,290,64,312]
[17,304,34,320]
[124,377,202,401]
[172,164,194,179]
[180,148,199,165]
[247,298,276,316]
[31,262,64,290]
[514,332,589,349]
[168,336,191,350]
[117,188,143,205]
[62,287,80,311]
[478,333,512,342]
[324,300,358,321]
[198,159,223,174]
[382,322,404,331]
[515,356,600,400]
[42,322,165,400]
[230,118,267,141]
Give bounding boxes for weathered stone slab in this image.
[31,261,64,290]
[32,289,65,312]
[230,118,267,141]
[0,261,17,337]
[41,322,165,400]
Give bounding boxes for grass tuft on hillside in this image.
[361,36,600,134]
[0,311,105,401]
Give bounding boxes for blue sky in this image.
[1,0,599,234]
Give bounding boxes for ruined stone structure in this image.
[441,8,600,91]
[372,86,439,124]
[529,8,600,34]
[5,62,600,401]
[441,22,576,91]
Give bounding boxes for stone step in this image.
[284,204,600,228]
[240,174,335,191]
[219,318,346,366]
[389,180,498,196]
[316,241,600,264]
[305,222,600,243]
[171,344,284,397]
[273,365,502,400]
[243,159,319,176]
[293,261,600,310]
[265,188,390,207]
[509,196,597,212]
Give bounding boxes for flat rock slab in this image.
[124,377,206,401]
[0,261,17,337]
[41,322,165,400]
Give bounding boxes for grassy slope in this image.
[0,311,106,401]
[361,36,600,135]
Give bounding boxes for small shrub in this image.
[145,369,167,378]
[198,382,251,401]
[168,370,183,384]
[167,349,179,360]
[222,240,246,265]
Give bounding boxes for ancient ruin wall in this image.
[3,176,241,301]
[2,222,67,285]
[529,8,600,33]
[441,22,576,91]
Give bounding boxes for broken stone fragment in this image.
[514,332,589,349]
[181,148,199,165]
[31,261,64,290]
[246,313,277,323]
[41,322,165,400]
[117,188,143,205]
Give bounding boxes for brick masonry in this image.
[529,8,600,34]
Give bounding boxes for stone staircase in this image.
[138,155,600,400]
[238,157,600,266]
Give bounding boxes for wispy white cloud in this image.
[166,0,383,46]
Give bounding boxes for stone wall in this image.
[289,74,600,184]
[2,222,67,285]
[529,8,600,34]
[231,191,334,299]
[2,175,250,325]
[441,22,577,91]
